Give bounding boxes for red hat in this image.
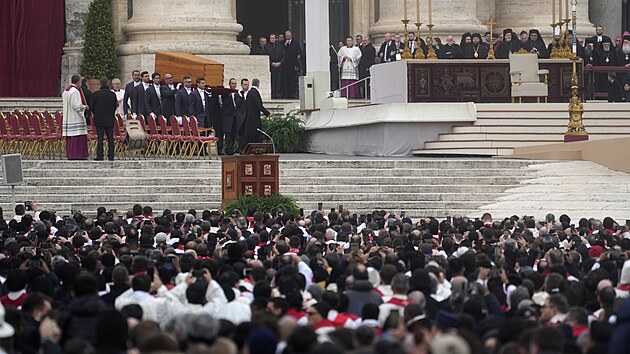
[589,246,604,258]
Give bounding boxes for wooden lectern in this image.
[221,154,279,208]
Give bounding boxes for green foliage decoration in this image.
[79,0,119,79]
[261,110,307,153]
[223,193,300,217]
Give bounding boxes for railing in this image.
[334,76,371,104]
[583,66,630,100]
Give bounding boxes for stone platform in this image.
[1,155,628,221]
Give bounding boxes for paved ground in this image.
[469,161,630,221]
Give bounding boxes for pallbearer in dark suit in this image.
[123,70,141,115]
[133,71,150,119]
[190,78,212,128]
[235,79,249,148]
[241,78,270,153]
[145,72,162,119]
[160,73,178,120]
[220,78,244,155]
[175,76,194,119]
[90,77,118,161]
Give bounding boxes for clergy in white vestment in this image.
[111,77,125,118]
[62,74,89,160]
[338,37,362,99]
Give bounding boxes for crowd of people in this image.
[61,71,271,161]
[0,201,630,354]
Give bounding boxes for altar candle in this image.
[416,0,420,22]
[404,0,407,21]
[565,0,569,19]
[428,0,432,24]
[552,0,556,24]
[558,0,562,23]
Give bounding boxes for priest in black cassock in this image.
[582,39,596,66]
[513,31,533,53]
[495,29,515,59]
[438,35,462,59]
[594,38,618,66]
[617,35,630,67]
[529,29,549,58]
[463,33,488,59]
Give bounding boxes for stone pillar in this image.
[369,0,487,45]
[350,0,372,38]
[496,0,591,43]
[589,0,622,38]
[305,0,330,108]
[60,0,92,94]
[117,0,248,56]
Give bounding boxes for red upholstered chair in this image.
[144,114,160,157]
[0,112,11,154]
[43,111,63,159]
[28,112,57,159]
[166,116,186,158]
[17,112,38,158]
[180,116,195,159]
[189,116,218,160]
[155,115,171,158]
[5,112,23,154]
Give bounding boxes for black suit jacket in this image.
[122,81,137,115]
[608,79,624,102]
[175,87,194,117]
[378,40,397,62]
[132,83,149,117]
[359,43,376,79]
[244,87,270,138]
[145,84,162,117]
[160,84,178,118]
[190,89,212,128]
[283,40,302,73]
[221,92,244,133]
[90,87,117,127]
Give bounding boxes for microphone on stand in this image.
[257,128,276,154]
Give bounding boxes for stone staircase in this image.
[0,157,545,218]
[412,103,630,156]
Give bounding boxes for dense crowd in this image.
[0,202,629,354]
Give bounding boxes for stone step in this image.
[1,192,503,203]
[3,184,517,195]
[16,159,539,169]
[436,132,630,142]
[452,125,630,134]
[424,140,556,149]
[17,175,526,186]
[412,148,515,156]
[476,111,630,119]
[3,167,530,178]
[475,118,630,126]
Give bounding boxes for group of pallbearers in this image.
[122,71,269,155]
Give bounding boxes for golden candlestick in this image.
[562,18,572,58]
[401,19,412,59]
[550,23,562,59]
[485,16,497,60]
[564,57,588,142]
[426,24,437,59]
[414,22,425,59]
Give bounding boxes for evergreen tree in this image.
[80,0,119,79]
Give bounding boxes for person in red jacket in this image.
[0,270,28,309]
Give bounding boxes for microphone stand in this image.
[256,128,276,154]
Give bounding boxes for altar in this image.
[370,59,582,104]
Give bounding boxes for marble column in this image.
[496,0,592,43]
[350,0,373,39]
[117,0,248,56]
[589,0,621,39]
[60,0,92,93]
[369,0,487,45]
